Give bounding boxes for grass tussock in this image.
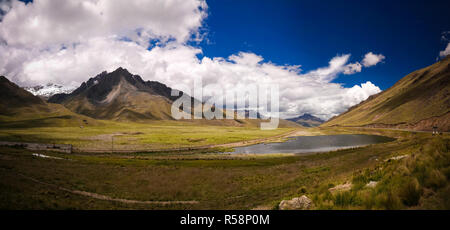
[310,136,450,209]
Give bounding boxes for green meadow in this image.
[1,126,448,210]
[0,120,293,151]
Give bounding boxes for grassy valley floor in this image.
[1,127,448,209]
[0,120,294,152]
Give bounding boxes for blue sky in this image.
[195,0,450,90]
[2,0,450,118]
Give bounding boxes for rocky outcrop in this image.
[366,181,378,188]
[329,182,352,193]
[385,155,409,162]
[279,195,312,210]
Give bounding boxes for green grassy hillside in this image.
[323,57,450,131]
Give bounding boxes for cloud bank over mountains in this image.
[0,0,206,46]
[439,31,450,58]
[441,43,450,58]
[0,0,384,119]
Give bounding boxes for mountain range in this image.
[323,56,450,131]
[287,114,324,127]
[45,68,277,126]
[1,73,296,128]
[3,55,449,131]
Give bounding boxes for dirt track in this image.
[14,171,199,205]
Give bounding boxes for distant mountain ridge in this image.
[323,56,450,131]
[24,83,76,99]
[287,113,325,127]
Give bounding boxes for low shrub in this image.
[398,177,422,206]
[424,169,447,190]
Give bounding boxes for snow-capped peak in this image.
[23,83,76,98]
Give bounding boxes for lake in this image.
[231,134,396,154]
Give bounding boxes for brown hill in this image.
[323,57,450,131]
[0,76,97,128]
[0,76,47,115]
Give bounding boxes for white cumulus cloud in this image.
[0,0,384,120]
[343,62,362,75]
[362,52,385,67]
[0,0,207,47]
[440,43,450,58]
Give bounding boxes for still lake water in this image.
[231,134,396,154]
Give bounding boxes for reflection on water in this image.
[231,134,396,154]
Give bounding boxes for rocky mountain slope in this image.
[323,56,450,131]
[48,67,190,121]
